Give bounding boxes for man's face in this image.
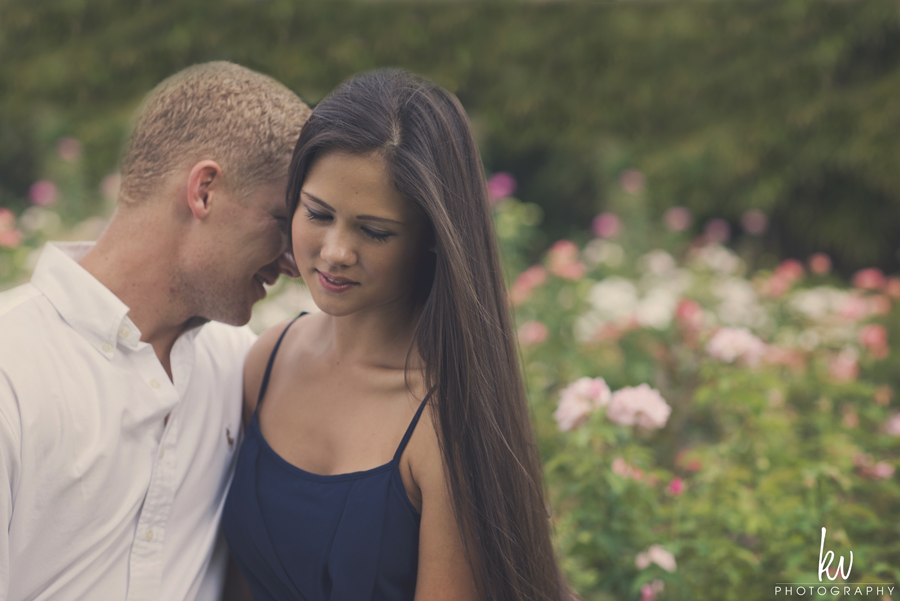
[183,177,297,326]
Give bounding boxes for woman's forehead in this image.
[303,151,421,224]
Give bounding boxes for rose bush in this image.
[500,180,900,600]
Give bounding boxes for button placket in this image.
[125,356,180,601]
[125,408,178,601]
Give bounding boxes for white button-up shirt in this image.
[0,243,255,601]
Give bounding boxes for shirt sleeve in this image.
[0,371,21,600]
[237,325,258,358]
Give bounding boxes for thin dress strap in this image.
[256,312,307,407]
[392,388,435,464]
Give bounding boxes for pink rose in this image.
[56,136,83,162]
[667,477,685,496]
[704,219,731,244]
[611,456,644,481]
[853,268,886,291]
[838,295,869,321]
[871,461,895,479]
[859,324,889,359]
[775,259,804,283]
[874,385,894,406]
[828,348,859,382]
[675,299,704,331]
[487,172,517,203]
[887,278,900,299]
[518,321,548,346]
[640,580,665,601]
[29,180,58,206]
[553,261,586,280]
[607,384,671,430]
[869,295,892,316]
[592,212,622,238]
[884,413,900,436]
[619,169,646,194]
[809,253,832,275]
[741,209,768,235]
[761,274,792,298]
[857,455,894,479]
[548,240,586,280]
[675,450,703,472]
[635,545,677,572]
[0,229,22,249]
[0,208,14,229]
[664,207,692,232]
[706,327,767,366]
[509,265,547,306]
[554,377,611,431]
[763,346,806,372]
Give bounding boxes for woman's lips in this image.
[317,270,358,293]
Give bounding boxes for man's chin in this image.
[194,303,254,328]
[183,316,212,331]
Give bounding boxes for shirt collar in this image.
[30,242,142,359]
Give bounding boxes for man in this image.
[0,62,310,600]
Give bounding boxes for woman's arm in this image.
[408,410,481,601]
[221,553,255,601]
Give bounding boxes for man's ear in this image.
[186,160,224,220]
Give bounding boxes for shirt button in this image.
[118,326,131,339]
[150,379,160,389]
[102,343,112,353]
[145,529,154,542]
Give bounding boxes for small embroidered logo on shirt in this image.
[226,428,235,450]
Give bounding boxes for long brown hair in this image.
[287,69,566,601]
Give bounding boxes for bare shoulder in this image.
[242,314,315,426]
[406,402,443,491]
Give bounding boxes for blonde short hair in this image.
[119,61,311,204]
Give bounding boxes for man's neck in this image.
[78,212,191,381]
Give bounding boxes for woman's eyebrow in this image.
[356,214,404,226]
[302,191,335,212]
[301,190,404,226]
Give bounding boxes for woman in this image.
[222,69,567,601]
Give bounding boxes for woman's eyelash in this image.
[305,207,393,242]
[363,228,392,243]
[305,208,331,222]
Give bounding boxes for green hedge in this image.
[1,0,899,273]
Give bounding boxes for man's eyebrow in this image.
[301,191,404,226]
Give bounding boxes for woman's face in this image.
[292,150,430,317]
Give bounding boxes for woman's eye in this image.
[305,208,331,222]
[363,228,393,243]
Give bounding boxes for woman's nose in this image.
[320,229,357,267]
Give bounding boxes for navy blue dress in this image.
[222,316,430,601]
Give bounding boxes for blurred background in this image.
[2,1,900,600]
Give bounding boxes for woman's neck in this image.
[319,300,423,371]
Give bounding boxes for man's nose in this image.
[276,250,300,278]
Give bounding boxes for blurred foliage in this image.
[498,184,900,600]
[1,0,900,275]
